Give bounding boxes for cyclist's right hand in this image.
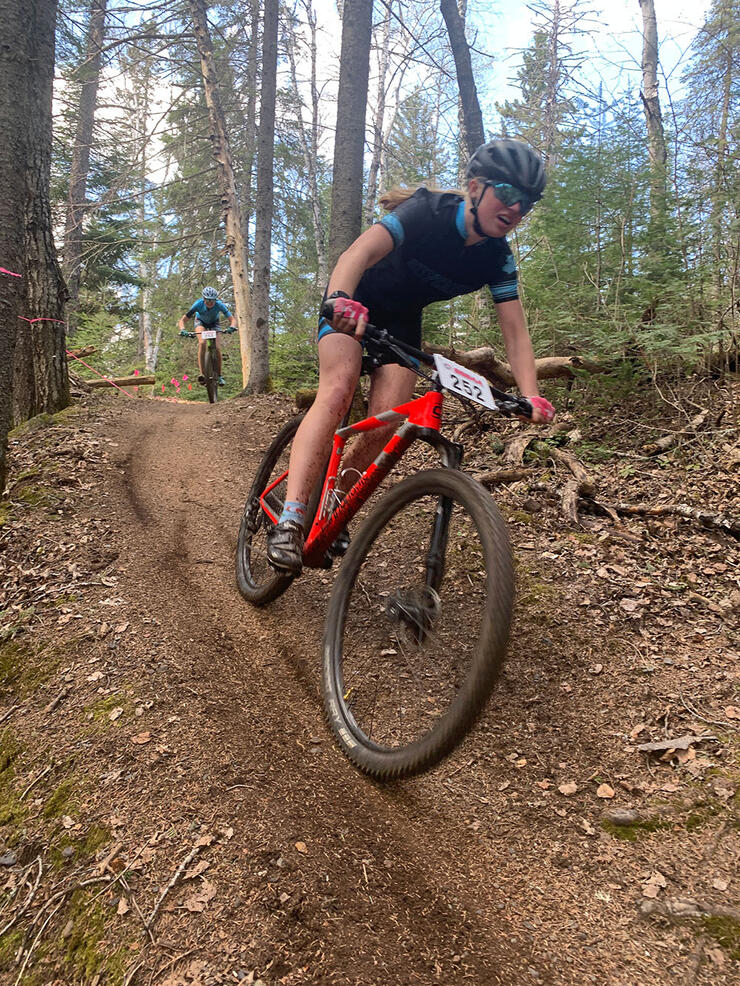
[322,298,369,337]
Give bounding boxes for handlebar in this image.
[319,303,532,418]
[179,327,235,338]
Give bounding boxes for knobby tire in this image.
[322,468,514,780]
[204,345,218,404]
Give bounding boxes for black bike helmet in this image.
[466,139,547,201]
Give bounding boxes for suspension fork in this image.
[414,429,464,594]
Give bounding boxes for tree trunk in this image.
[328,0,373,268]
[440,0,485,157]
[62,0,107,336]
[190,0,253,387]
[246,0,278,393]
[0,2,31,488]
[12,0,68,427]
[638,0,667,219]
[239,0,260,259]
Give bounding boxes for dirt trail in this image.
[105,398,544,984]
[2,391,738,985]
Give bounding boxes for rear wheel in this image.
[204,345,218,403]
[236,415,326,606]
[322,468,514,780]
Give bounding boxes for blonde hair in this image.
[379,181,466,212]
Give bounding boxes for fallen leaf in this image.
[619,598,639,613]
[184,859,211,880]
[117,897,130,915]
[536,780,552,791]
[588,664,603,675]
[558,782,578,796]
[295,841,308,854]
[580,819,596,836]
[637,734,712,753]
[712,877,729,892]
[642,883,660,899]
[597,784,615,799]
[108,707,123,722]
[61,815,75,829]
[498,781,510,792]
[194,833,215,848]
[130,732,151,745]
[183,878,217,913]
[725,706,740,720]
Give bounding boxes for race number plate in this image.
[433,355,495,409]
[200,329,217,339]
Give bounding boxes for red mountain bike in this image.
[236,325,533,780]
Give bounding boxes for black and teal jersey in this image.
[356,188,519,312]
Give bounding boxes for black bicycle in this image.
[179,326,232,403]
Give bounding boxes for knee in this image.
[320,381,355,419]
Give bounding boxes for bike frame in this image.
[259,387,463,570]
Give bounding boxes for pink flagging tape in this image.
[65,349,135,399]
[1,267,22,277]
[18,316,67,325]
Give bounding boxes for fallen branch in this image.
[87,374,155,389]
[579,497,740,539]
[146,842,204,928]
[426,344,605,387]
[641,896,740,923]
[67,346,97,358]
[474,466,532,487]
[642,409,711,456]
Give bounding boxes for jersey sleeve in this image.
[488,245,519,304]
[376,190,432,249]
[185,303,199,318]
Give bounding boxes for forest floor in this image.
[1,373,739,986]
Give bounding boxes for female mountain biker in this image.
[178,286,237,386]
[267,138,556,576]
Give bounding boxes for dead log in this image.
[426,344,605,387]
[68,345,97,358]
[641,409,710,456]
[474,466,532,487]
[547,446,596,497]
[579,497,740,539]
[87,374,156,389]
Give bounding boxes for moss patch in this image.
[0,730,26,829]
[63,889,126,984]
[43,776,78,820]
[700,915,740,960]
[0,637,63,696]
[600,816,672,841]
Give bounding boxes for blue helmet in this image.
[202,286,218,300]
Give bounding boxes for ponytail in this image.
[379,181,465,212]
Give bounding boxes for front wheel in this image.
[204,345,218,403]
[322,468,514,780]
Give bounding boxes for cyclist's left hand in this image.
[227,326,237,334]
[526,395,555,424]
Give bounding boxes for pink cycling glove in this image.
[332,297,369,324]
[528,396,556,422]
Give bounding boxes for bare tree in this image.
[63,0,107,335]
[440,0,484,156]
[247,0,278,393]
[286,0,328,287]
[328,0,374,267]
[190,0,253,386]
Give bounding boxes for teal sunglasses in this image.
[487,181,535,216]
